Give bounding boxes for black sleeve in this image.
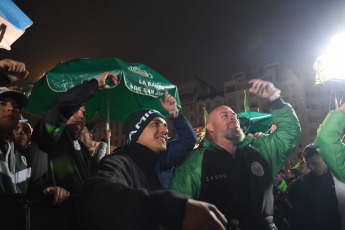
[77,155,188,230]
[0,66,11,86]
[269,97,286,109]
[32,79,99,151]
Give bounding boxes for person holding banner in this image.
[30,72,119,196]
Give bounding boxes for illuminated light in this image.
[314,34,345,85]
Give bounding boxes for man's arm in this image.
[246,79,301,177]
[314,104,345,183]
[158,89,197,169]
[33,72,118,151]
[78,154,227,230]
[169,148,204,199]
[161,113,197,169]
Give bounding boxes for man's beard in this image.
[224,127,245,144]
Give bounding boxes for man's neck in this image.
[214,139,237,157]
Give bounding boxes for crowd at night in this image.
[1,0,345,230]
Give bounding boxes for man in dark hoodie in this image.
[30,72,118,196]
[77,108,227,230]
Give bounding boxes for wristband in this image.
[268,89,281,102]
[170,110,180,118]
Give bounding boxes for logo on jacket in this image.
[21,156,27,166]
[74,140,81,150]
[251,162,264,176]
[206,174,227,182]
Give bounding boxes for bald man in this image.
[170,79,301,230]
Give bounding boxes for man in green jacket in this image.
[314,103,345,183]
[170,79,301,230]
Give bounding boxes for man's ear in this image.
[206,123,214,133]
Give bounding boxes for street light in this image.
[314,34,345,86]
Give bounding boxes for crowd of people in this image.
[0,58,344,230]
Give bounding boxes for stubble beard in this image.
[224,127,245,145]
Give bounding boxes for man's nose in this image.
[18,128,24,134]
[160,125,168,134]
[6,102,15,111]
[76,110,84,118]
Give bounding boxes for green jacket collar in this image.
[202,135,254,151]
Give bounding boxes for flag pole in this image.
[106,89,110,155]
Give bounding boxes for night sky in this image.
[2,0,345,90]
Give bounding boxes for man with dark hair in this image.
[77,108,227,230]
[170,79,301,230]
[0,87,30,193]
[289,144,345,230]
[0,58,31,193]
[13,115,32,150]
[286,168,298,185]
[276,170,287,192]
[31,72,118,196]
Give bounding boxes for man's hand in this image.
[183,199,227,230]
[248,132,265,138]
[339,103,345,114]
[43,186,70,205]
[248,79,276,99]
[95,72,118,88]
[159,89,179,114]
[0,59,29,82]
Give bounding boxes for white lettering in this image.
[128,66,153,78]
[135,116,147,129]
[139,79,146,85]
[133,86,141,91]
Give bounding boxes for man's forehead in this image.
[0,97,18,104]
[152,117,166,124]
[215,106,235,115]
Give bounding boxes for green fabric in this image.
[314,110,345,183]
[24,57,181,122]
[248,104,301,176]
[238,111,272,134]
[169,147,204,199]
[170,104,301,197]
[278,179,287,192]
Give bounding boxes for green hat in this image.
[123,109,166,144]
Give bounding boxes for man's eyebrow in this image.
[151,118,167,126]
[152,118,164,123]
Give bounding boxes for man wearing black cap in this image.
[77,108,227,230]
[0,87,30,193]
[0,58,31,193]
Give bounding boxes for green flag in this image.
[244,90,250,112]
[204,107,208,127]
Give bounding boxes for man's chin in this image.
[67,124,82,133]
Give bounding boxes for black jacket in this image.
[289,170,341,230]
[30,79,99,194]
[77,143,188,230]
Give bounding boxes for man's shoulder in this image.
[175,147,205,169]
[187,145,207,157]
[102,152,130,162]
[292,173,311,188]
